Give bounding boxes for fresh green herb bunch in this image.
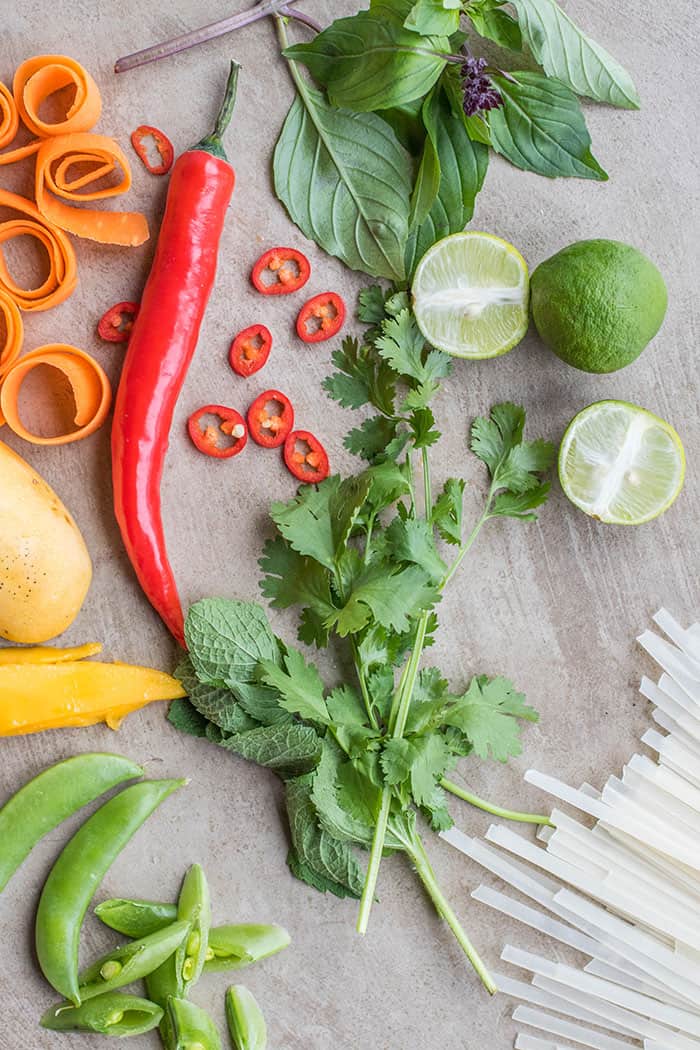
[170,289,554,990]
[273,0,638,283]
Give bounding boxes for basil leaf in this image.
[466,0,523,50]
[405,90,488,276]
[404,0,461,36]
[509,0,639,109]
[488,71,608,181]
[283,14,448,111]
[274,88,411,282]
[409,89,442,228]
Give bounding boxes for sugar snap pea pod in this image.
[168,996,222,1050]
[41,992,164,1037]
[225,986,266,1050]
[205,924,291,973]
[77,920,189,1000]
[95,898,178,937]
[0,753,142,894]
[36,778,185,1005]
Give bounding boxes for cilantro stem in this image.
[407,832,496,994]
[440,779,553,826]
[356,790,392,936]
[421,446,432,519]
[351,639,379,732]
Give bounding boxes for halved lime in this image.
[559,401,685,525]
[412,232,529,358]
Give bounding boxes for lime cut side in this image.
[559,400,685,525]
[412,232,529,358]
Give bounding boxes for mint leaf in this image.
[432,478,465,545]
[285,774,365,898]
[311,742,375,846]
[386,516,446,583]
[489,72,608,181]
[259,648,330,726]
[189,681,257,734]
[218,723,322,778]
[185,599,280,686]
[443,675,538,761]
[232,681,293,727]
[270,480,337,568]
[168,698,209,738]
[508,0,639,108]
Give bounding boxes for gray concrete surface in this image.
[2,1,699,1047]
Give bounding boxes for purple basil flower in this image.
[460,55,503,117]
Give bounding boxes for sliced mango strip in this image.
[36,133,149,246]
[0,344,111,445]
[0,189,77,311]
[0,659,186,736]
[0,643,102,665]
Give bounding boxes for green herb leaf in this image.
[405,0,461,36]
[232,681,293,727]
[330,475,373,554]
[259,537,336,629]
[323,336,397,416]
[466,0,523,50]
[218,723,322,779]
[274,89,411,281]
[269,480,337,568]
[409,734,453,805]
[283,15,449,112]
[327,686,367,727]
[168,698,209,738]
[488,72,608,181]
[345,416,400,463]
[471,402,555,521]
[386,516,447,583]
[380,738,414,785]
[259,648,330,726]
[357,286,389,326]
[508,0,639,108]
[189,682,258,734]
[432,478,465,545]
[326,564,439,637]
[285,774,365,898]
[443,675,538,761]
[409,89,442,227]
[375,308,451,408]
[311,741,377,846]
[185,599,280,686]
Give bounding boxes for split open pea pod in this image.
[41,992,164,1037]
[77,920,189,1001]
[95,897,178,938]
[169,996,222,1050]
[205,924,291,973]
[0,753,142,895]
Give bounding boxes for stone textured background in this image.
[2,1,699,1047]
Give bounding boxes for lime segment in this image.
[559,400,685,525]
[412,232,529,358]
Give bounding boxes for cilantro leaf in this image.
[408,406,440,447]
[259,647,330,726]
[323,336,397,416]
[471,403,555,522]
[259,537,335,623]
[432,478,465,545]
[375,308,451,408]
[311,741,375,846]
[344,415,399,463]
[269,479,339,568]
[364,460,412,511]
[326,564,439,637]
[329,474,373,553]
[420,783,454,832]
[380,738,414,786]
[443,675,538,762]
[358,284,388,325]
[386,516,447,583]
[409,734,453,805]
[326,685,367,726]
[491,483,552,521]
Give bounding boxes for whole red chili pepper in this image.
[131,124,175,176]
[229,323,272,377]
[188,404,247,458]
[284,429,329,483]
[251,247,310,295]
[97,301,140,343]
[111,62,240,646]
[247,389,294,449]
[296,292,346,343]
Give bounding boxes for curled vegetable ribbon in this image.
[0,290,23,377]
[0,344,111,445]
[0,189,77,311]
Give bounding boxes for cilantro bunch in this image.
[171,289,554,990]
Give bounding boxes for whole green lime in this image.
[530,240,667,373]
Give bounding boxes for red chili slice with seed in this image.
[229,323,272,377]
[130,125,174,176]
[247,389,294,449]
[284,429,330,483]
[251,247,310,296]
[187,404,248,459]
[97,301,140,343]
[296,292,346,343]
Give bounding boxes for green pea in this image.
[204,925,291,974]
[95,897,177,937]
[225,986,266,1050]
[35,778,185,1005]
[168,996,222,1050]
[40,992,163,1036]
[0,753,142,895]
[77,920,189,1000]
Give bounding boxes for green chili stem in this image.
[440,779,552,826]
[192,61,240,160]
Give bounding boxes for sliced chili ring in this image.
[247,389,294,449]
[284,430,330,484]
[296,292,346,343]
[251,247,310,296]
[97,301,140,343]
[187,404,248,459]
[229,323,272,378]
[130,125,174,176]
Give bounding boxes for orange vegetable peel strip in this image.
[35,133,149,246]
[0,344,111,445]
[0,290,23,426]
[0,189,77,311]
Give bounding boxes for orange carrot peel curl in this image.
[0,290,23,378]
[0,189,78,311]
[0,344,111,445]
